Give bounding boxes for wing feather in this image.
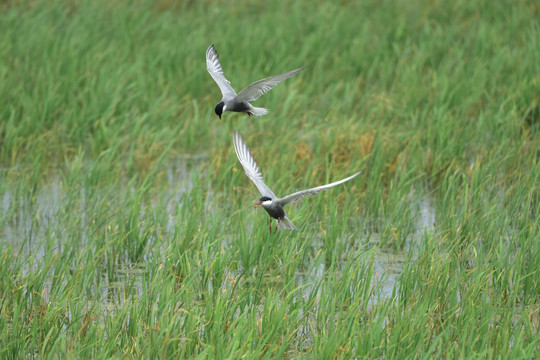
[206,45,236,99]
[233,131,277,199]
[277,171,362,206]
[235,66,306,102]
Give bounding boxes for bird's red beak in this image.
[253,201,262,208]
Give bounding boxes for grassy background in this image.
[1,0,539,358]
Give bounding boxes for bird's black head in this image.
[254,196,273,208]
[214,101,225,119]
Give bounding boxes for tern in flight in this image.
[206,45,305,119]
[233,131,362,233]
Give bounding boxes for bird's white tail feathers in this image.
[248,105,269,117]
[278,217,298,230]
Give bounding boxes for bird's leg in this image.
[274,219,280,233]
[269,217,272,234]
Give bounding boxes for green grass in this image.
[1,0,539,358]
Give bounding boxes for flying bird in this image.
[206,44,305,119]
[233,131,362,233]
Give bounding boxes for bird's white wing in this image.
[206,45,237,99]
[233,131,277,199]
[277,171,362,206]
[235,66,306,102]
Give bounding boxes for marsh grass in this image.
[1,0,539,358]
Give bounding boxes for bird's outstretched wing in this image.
[235,67,306,102]
[233,131,277,199]
[206,45,237,99]
[277,171,362,206]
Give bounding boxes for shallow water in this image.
[1,158,436,308]
[295,193,436,304]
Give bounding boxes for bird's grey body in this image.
[206,45,305,119]
[256,196,293,231]
[217,100,251,113]
[266,205,286,220]
[233,131,362,232]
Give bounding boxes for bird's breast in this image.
[263,204,286,220]
[226,100,251,112]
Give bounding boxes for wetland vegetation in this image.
[0,0,539,358]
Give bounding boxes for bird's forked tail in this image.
[248,105,269,117]
[278,216,298,230]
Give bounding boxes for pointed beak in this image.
[218,114,221,120]
[253,201,262,208]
